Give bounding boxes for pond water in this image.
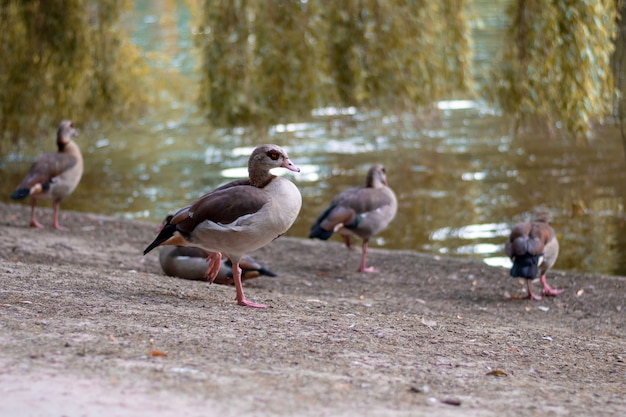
[2,0,626,276]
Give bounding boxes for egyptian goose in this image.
[505,214,563,300]
[10,120,83,230]
[309,164,397,272]
[159,246,276,284]
[144,144,301,308]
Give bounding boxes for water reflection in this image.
[431,223,511,240]
[2,1,626,277]
[3,97,626,277]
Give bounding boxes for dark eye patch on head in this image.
[267,150,280,160]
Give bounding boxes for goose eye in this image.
[267,151,280,160]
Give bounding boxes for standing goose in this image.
[10,120,83,230]
[505,214,563,300]
[144,144,301,308]
[309,164,397,272]
[159,246,276,284]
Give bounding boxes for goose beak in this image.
[281,157,300,173]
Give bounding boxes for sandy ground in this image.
[0,201,625,417]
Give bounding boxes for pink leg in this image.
[52,201,68,230]
[526,280,542,300]
[30,199,43,228]
[233,263,268,308]
[204,252,223,282]
[358,241,378,273]
[541,274,564,296]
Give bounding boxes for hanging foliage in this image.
[488,0,618,139]
[0,0,149,156]
[197,0,475,127]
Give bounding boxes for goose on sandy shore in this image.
[505,214,563,300]
[159,245,276,284]
[309,164,397,272]
[144,144,301,308]
[10,120,83,230]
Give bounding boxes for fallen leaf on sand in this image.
[486,369,508,377]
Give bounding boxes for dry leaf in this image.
[486,369,508,377]
[441,398,462,406]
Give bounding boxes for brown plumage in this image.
[158,246,276,284]
[10,120,83,230]
[309,164,397,272]
[505,214,563,300]
[144,144,302,308]
[155,214,276,284]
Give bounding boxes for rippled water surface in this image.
[2,1,626,276]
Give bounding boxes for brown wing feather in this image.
[506,222,546,257]
[319,205,357,231]
[173,186,271,234]
[333,187,394,214]
[317,187,393,232]
[19,152,78,189]
[528,221,551,254]
[213,178,251,191]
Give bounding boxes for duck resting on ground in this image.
[505,214,563,300]
[156,214,277,284]
[159,244,276,284]
[309,164,397,272]
[144,144,302,308]
[10,120,83,230]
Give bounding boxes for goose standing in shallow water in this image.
[144,144,301,308]
[505,214,563,300]
[309,164,397,272]
[10,120,83,230]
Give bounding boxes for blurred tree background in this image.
[487,0,617,139]
[0,0,623,156]
[197,0,474,126]
[0,0,149,156]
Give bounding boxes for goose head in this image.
[56,120,78,151]
[248,144,300,187]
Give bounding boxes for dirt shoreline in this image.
[1,202,624,416]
